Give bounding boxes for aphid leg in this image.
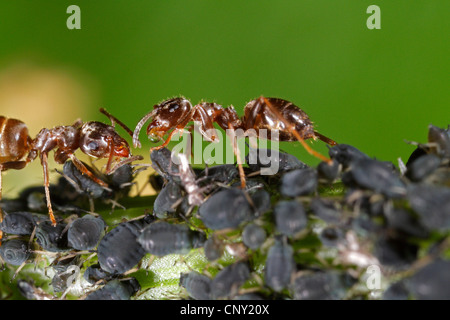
[40,152,57,226]
[99,108,134,138]
[261,97,333,164]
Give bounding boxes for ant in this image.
[132,96,338,188]
[0,109,141,240]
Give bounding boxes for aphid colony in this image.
[0,97,449,300]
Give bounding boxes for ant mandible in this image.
[0,109,141,238]
[132,96,337,188]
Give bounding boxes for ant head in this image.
[145,97,192,141]
[80,122,130,159]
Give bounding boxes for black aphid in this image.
[83,264,113,284]
[264,237,295,292]
[198,188,255,230]
[0,239,30,266]
[150,147,180,182]
[97,216,153,275]
[84,278,141,300]
[153,180,184,219]
[317,159,340,182]
[273,200,308,237]
[328,144,370,168]
[35,220,70,252]
[408,259,450,300]
[137,221,205,256]
[62,160,112,199]
[250,189,272,217]
[405,153,441,182]
[0,211,36,236]
[242,223,266,250]
[203,235,223,261]
[67,215,106,250]
[210,261,250,299]
[292,271,350,300]
[347,159,406,198]
[246,148,308,174]
[180,271,212,300]
[280,168,318,197]
[406,184,450,232]
[199,164,239,185]
[310,197,341,224]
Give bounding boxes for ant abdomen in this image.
[243,97,315,141]
[0,116,31,163]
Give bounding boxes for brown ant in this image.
[0,109,141,239]
[133,96,337,188]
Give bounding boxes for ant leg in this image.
[227,123,247,189]
[261,97,332,163]
[40,152,57,226]
[99,108,134,138]
[68,154,110,188]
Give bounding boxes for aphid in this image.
[292,271,350,300]
[199,164,239,186]
[328,143,369,168]
[242,223,266,250]
[317,159,340,183]
[0,239,30,266]
[133,97,337,188]
[83,263,114,284]
[152,180,184,219]
[264,237,295,292]
[210,261,251,299]
[197,188,255,230]
[273,200,308,237]
[61,160,113,200]
[179,271,212,300]
[309,197,341,224]
[149,146,180,183]
[35,220,70,252]
[408,259,450,300]
[0,211,36,236]
[373,235,418,271]
[405,153,441,182]
[17,280,54,300]
[245,147,308,175]
[203,234,224,261]
[427,124,450,158]
[97,215,154,275]
[406,184,450,232]
[384,208,429,239]
[84,278,141,300]
[382,280,410,300]
[137,221,205,256]
[346,159,407,198]
[319,226,346,248]
[249,189,271,217]
[67,215,106,251]
[280,167,318,198]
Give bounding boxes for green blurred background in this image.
[0,0,449,196]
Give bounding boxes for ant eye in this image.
[88,141,99,151]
